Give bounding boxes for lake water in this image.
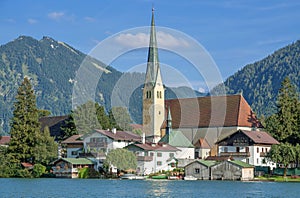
[0,178,299,198]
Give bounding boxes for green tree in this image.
[33,126,58,165]
[32,164,46,178]
[72,101,101,134]
[95,103,111,130]
[103,148,137,172]
[108,107,133,131]
[60,114,78,141]
[266,77,300,144]
[266,143,296,177]
[8,77,41,164]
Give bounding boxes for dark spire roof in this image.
[144,8,160,86]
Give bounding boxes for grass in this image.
[255,175,300,182]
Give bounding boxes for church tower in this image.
[142,8,165,143]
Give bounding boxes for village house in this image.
[126,142,179,175]
[0,136,10,147]
[210,160,254,181]
[61,134,84,158]
[184,160,217,180]
[216,129,279,169]
[52,158,94,178]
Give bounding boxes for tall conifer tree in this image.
[8,77,41,163]
[266,77,299,144]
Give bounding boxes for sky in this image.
[1,0,300,92]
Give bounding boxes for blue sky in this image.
[1,0,300,92]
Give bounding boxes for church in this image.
[140,9,270,160]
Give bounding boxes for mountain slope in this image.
[212,40,300,117]
[0,36,202,134]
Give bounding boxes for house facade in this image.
[61,134,83,158]
[217,129,279,169]
[210,160,254,181]
[184,160,217,180]
[126,142,179,175]
[52,158,94,178]
[82,129,141,155]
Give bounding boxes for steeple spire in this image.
[166,106,172,135]
[145,7,160,85]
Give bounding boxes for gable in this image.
[159,130,194,148]
[217,130,279,146]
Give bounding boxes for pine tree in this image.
[8,77,41,164]
[266,77,299,144]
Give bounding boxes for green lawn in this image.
[255,176,300,182]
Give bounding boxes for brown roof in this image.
[165,95,263,128]
[39,115,70,139]
[0,136,11,145]
[61,134,83,144]
[216,129,279,145]
[241,130,279,145]
[94,129,141,142]
[194,138,211,149]
[129,142,180,152]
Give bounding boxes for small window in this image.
[157,152,162,157]
[257,158,259,164]
[261,148,264,152]
[195,168,200,174]
[169,153,174,158]
[150,152,154,156]
[71,151,78,155]
[224,147,228,152]
[157,161,162,166]
[236,147,240,153]
[257,147,259,153]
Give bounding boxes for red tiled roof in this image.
[94,129,141,142]
[21,162,34,168]
[61,134,83,144]
[0,136,11,145]
[130,142,180,152]
[194,138,211,149]
[165,95,263,128]
[241,130,279,145]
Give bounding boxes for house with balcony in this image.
[61,134,84,158]
[126,142,179,175]
[216,129,279,169]
[82,128,141,154]
[52,158,94,178]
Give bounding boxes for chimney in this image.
[112,128,116,134]
[142,133,145,144]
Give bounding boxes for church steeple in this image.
[142,8,165,143]
[145,8,161,86]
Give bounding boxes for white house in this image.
[82,129,141,154]
[126,142,179,175]
[61,134,84,158]
[216,129,279,169]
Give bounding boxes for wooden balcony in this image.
[137,156,153,162]
[86,142,107,148]
[220,152,250,157]
[260,152,267,157]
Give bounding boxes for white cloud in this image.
[48,12,65,20]
[84,16,95,22]
[114,31,190,48]
[27,18,37,24]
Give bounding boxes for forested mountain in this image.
[0,36,201,135]
[212,40,300,117]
